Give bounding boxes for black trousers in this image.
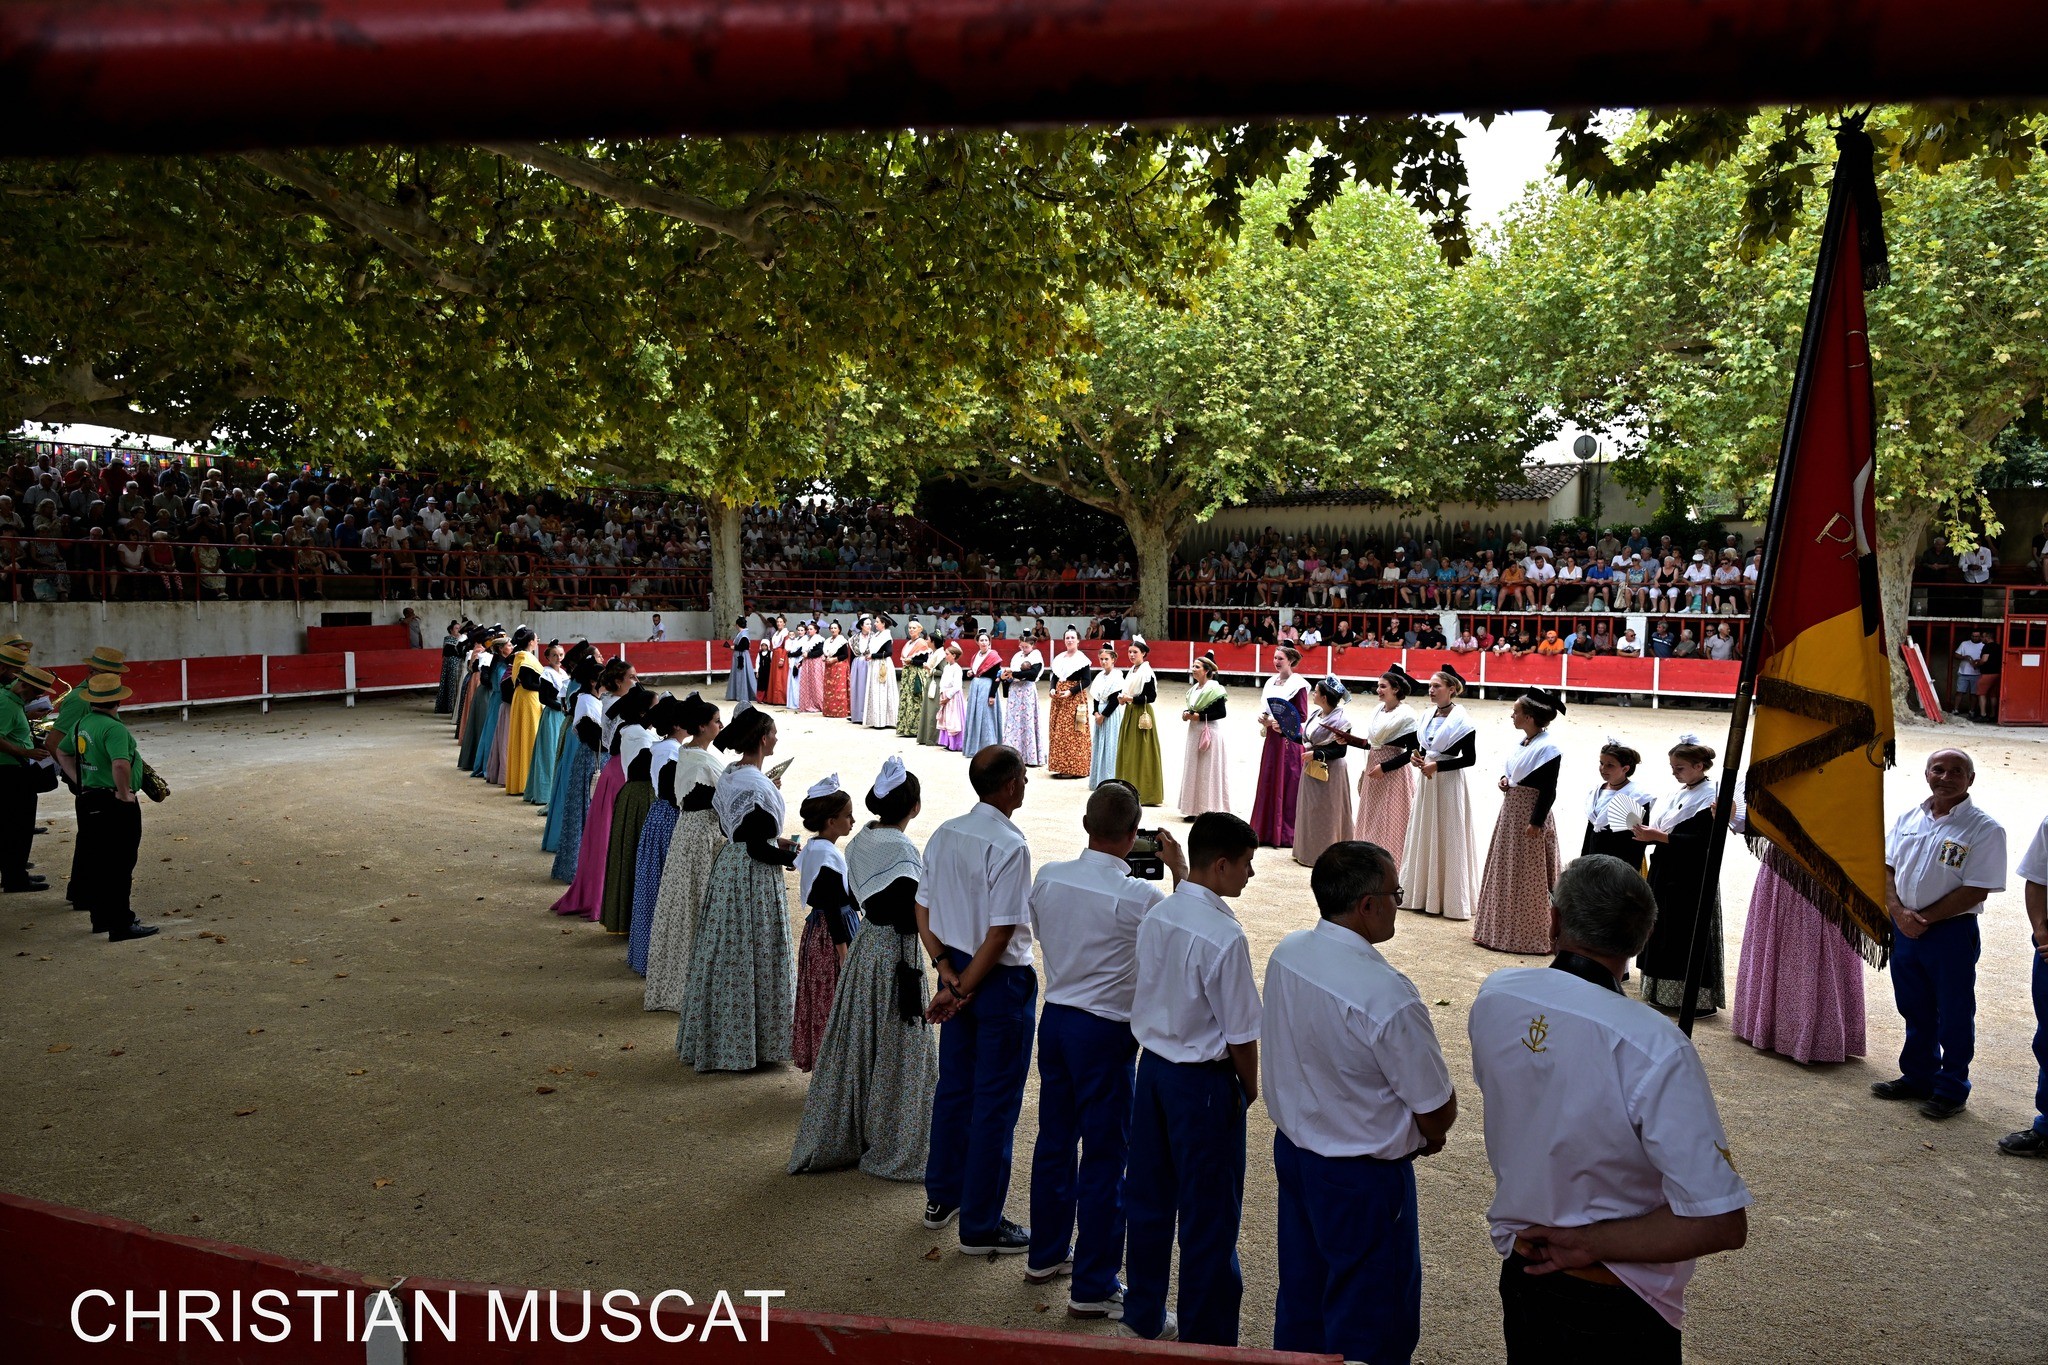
[0,764,35,888]
[75,789,142,933]
[1500,1252,1680,1365]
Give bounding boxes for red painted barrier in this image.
[0,1192,1324,1364]
[1565,656,1657,692]
[304,624,410,653]
[267,652,348,697]
[1657,658,1743,696]
[185,654,267,702]
[354,648,444,691]
[1482,653,1567,687]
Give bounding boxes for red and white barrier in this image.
[60,639,1734,719]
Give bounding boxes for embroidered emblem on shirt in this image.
[1937,839,1968,869]
[1521,1015,1549,1053]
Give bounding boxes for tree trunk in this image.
[1124,512,1177,642]
[708,499,746,632]
[1876,504,1932,724]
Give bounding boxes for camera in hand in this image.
[1125,829,1166,881]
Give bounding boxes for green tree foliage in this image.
[1486,109,2048,708]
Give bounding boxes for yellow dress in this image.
[503,649,544,796]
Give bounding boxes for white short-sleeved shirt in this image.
[1470,967,1752,1329]
[916,802,1034,966]
[1954,639,1985,676]
[1886,796,2007,914]
[1129,883,1262,1063]
[2019,816,2048,887]
[1264,921,1454,1160]
[1030,849,1166,1022]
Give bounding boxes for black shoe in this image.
[1997,1127,2048,1158]
[3,879,49,893]
[920,1201,958,1229]
[1918,1097,1966,1121]
[107,922,160,942]
[959,1218,1031,1256]
[1871,1078,1932,1103]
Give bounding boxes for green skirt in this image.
[600,780,655,934]
[1115,703,1165,806]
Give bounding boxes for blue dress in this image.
[470,658,506,777]
[849,650,869,721]
[525,703,568,808]
[628,799,680,974]
[549,739,601,881]
[540,685,585,841]
[1089,689,1124,789]
[726,635,757,703]
[963,661,1004,755]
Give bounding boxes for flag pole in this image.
[1674,124,1867,1037]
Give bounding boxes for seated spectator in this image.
[1498,558,1528,611]
[1449,628,1480,654]
[1616,627,1641,657]
[1674,628,1700,658]
[1706,623,1738,661]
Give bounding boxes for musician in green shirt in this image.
[53,673,157,942]
[0,662,53,893]
[43,646,128,908]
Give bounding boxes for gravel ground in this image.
[3,691,2044,1362]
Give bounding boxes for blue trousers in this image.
[925,951,1037,1242]
[1123,1050,1246,1346]
[1891,914,1980,1103]
[1028,1003,1138,1298]
[2033,951,2048,1133]
[1273,1131,1420,1365]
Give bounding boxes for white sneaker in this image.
[1120,1310,1176,1341]
[1068,1289,1124,1321]
[1024,1259,1073,1284]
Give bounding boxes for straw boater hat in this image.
[17,665,57,691]
[82,673,133,705]
[0,643,31,669]
[85,646,128,675]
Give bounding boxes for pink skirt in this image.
[552,757,624,920]
[1733,855,1867,1063]
[1471,786,1560,955]
[792,913,841,1073]
[1355,745,1419,867]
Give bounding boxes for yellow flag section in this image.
[1747,606,1895,963]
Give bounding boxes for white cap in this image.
[872,754,908,799]
[805,773,841,801]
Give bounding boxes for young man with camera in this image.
[1120,811,1263,1345]
[1025,781,1186,1319]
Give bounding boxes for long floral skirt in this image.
[1005,685,1045,766]
[677,845,795,1072]
[825,658,852,718]
[798,661,826,713]
[1047,684,1091,778]
[1293,754,1353,868]
[484,695,512,786]
[546,742,599,866]
[1178,721,1230,817]
[553,756,623,916]
[793,912,842,1073]
[644,809,722,1013]
[600,779,655,934]
[1399,768,1477,920]
[963,677,1003,754]
[1115,704,1164,806]
[1471,786,1561,955]
[435,654,461,714]
[1354,745,1419,866]
[896,662,929,738]
[628,799,680,975]
[456,675,482,765]
[1640,854,1725,1012]
[1733,852,1861,1059]
[789,926,938,1182]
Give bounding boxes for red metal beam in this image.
[2,0,2046,155]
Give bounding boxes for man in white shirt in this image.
[1958,540,1993,584]
[916,746,1037,1254]
[1121,812,1262,1346]
[1951,629,1986,718]
[1471,855,1750,1362]
[2002,815,2048,1158]
[1025,782,1186,1317]
[1266,841,1457,1365]
[1616,627,1641,657]
[1873,748,2008,1119]
[646,613,666,642]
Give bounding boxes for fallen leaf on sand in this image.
[247,1027,264,1035]
[46,1043,72,1053]
[535,1086,556,1095]
[921,1247,942,1262]
[106,1048,124,1056]
[290,958,308,965]
[234,1107,258,1117]
[334,972,350,979]
[373,1178,394,1189]
[619,1042,635,1051]
[548,1066,569,1075]
[347,1069,367,1076]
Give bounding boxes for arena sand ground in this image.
[3,690,2044,1363]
